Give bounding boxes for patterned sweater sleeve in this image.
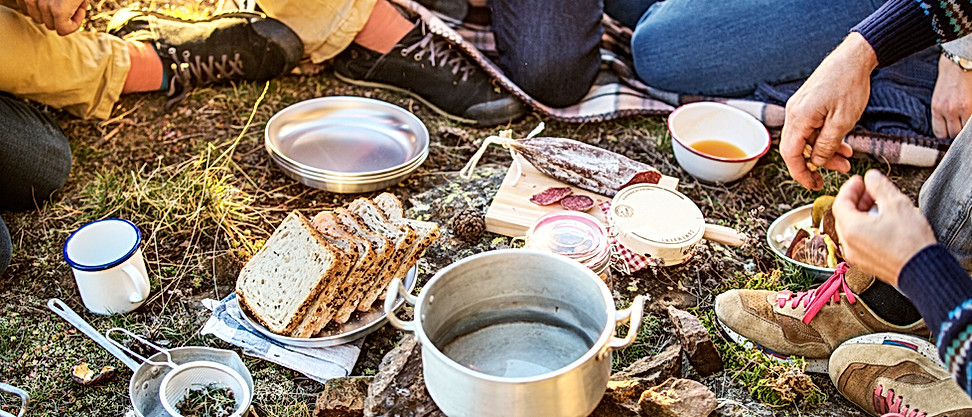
[851,0,972,66]
[897,244,972,395]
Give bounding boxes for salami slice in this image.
[530,187,573,205]
[619,171,663,191]
[560,195,595,211]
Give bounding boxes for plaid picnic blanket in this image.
[392,0,951,167]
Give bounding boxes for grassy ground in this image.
[0,1,935,416]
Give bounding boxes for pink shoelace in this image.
[874,385,927,417]
[775,262,851,325]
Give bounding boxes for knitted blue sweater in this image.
[853,0,972,66]
[898,244,972,395]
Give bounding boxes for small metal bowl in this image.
[265,97,430,193]
[766,204,836,280]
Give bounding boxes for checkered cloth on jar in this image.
[598,201,652,275]
[391,0,951,167]
[201,294,362,383]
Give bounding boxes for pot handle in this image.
[598,295,646,360]
[0,382,28,417]
[702,224,747,247]
[46,298,142,372]
[383,278,418,333]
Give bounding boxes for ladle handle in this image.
[105,328,177,369]
[46,298,141,372]
[703,224,747,247]
[599,295,646,360]
[383,278,418,333]
[0,382,28,417]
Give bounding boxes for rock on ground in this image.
[667,306,723,376]
[362,335,444,417]
[314,376,373,417]
[639,378,718,417]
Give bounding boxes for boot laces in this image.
[775,262,852,325]
[399,26,476,82]
[873,385,927,417]
[165,47,245,109]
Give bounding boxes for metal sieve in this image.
[159,360,250,417]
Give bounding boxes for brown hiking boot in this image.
[830,333,972,416]
[714,264,929,373]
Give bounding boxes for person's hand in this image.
[931,54,972,138]
[831,169,937,286]
[780,32,875,190]
[15,0,87,36]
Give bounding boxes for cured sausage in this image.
[560,195,595,211]
[530,187,573,205]
[510,137,660,197]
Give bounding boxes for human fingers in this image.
[821,153,851,173]
[55,0,85,35]
[861,170,909,209]
[22,0,44,26]
[833,175,867,220]
[781,111,822,190]
[39,0,56,32]
[808,114,855,168]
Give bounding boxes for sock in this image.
[858,280,923,326]
[353,0,413,53]
[122,41,166,94]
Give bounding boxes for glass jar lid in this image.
[525,211,608,263]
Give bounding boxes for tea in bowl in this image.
[667,102,771,183]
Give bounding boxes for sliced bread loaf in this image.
[311,210,380,325]
[289,224,359,338]
[349,198,418,311]
[235,211,348,335]
[373,193,440,300]
[331,208,392,322]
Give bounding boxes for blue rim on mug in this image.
[63,218,141,272]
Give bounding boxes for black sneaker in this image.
[107,8,303,110]
[332,21,525,126]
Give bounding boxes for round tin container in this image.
[609,184,705,266]
[525,211,613,285]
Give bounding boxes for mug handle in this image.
[598,295,646,360]
[121,263,149,303]
[383,278,418,333]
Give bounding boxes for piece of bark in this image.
[314,376,372,417]
[638,378,718,417]
[610,344,682,384]
[667,306,723,376]
[362,335,445,417]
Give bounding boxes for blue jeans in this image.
[0,93,73,276]
[628,0,886,96]
[921,121,972,272]
[490,0,603,107]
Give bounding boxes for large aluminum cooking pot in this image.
[384,249,645,417]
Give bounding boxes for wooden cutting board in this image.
[485,155,679,237]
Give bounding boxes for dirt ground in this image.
[0,2,936,416]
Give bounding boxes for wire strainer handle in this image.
[105,327,178,369]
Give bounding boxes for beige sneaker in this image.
[830,333,972,417]
[714,264,929,373]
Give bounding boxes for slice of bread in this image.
[349,198,419,311]
[235,211,349,335]
[311,210,380,326]
[331,208,392,322]
[373,193,440,300]
[289,224,359,338]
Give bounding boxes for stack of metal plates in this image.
[265,97,430,193]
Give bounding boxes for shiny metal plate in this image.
[266,97,429,177]
[240,266,418,347]
[766,204,835,279]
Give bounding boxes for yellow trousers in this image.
[0,0,376,120]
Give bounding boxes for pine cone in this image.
[452,209,485,242]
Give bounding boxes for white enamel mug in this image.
[63,219,150,315]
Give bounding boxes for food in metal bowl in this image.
[175,383,237,417]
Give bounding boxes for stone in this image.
[590,379,656,416]
[610,344,682,384]
[362,335,445,417]
[638,378,718,417]
[667,306,723,376]
[314,376,372,417]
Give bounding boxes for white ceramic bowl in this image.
[667,102,771,183]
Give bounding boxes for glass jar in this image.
[524,211,613,289]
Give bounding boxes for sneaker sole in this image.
[107,7,268,37]
[333,71,520,126]
[715,316,829,374]
[838,332,942,368]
